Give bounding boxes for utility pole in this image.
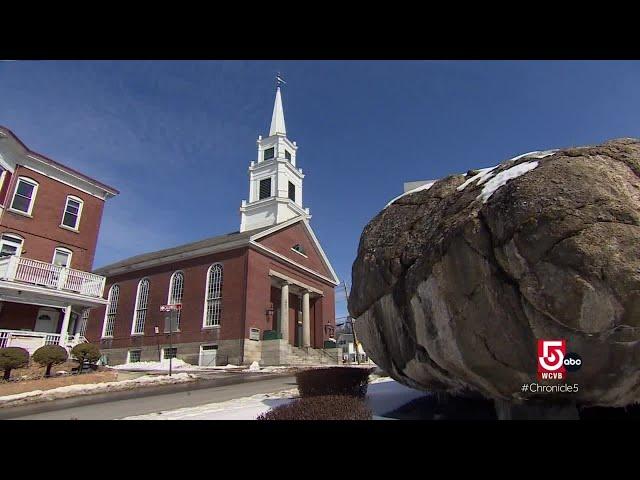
[342,282,360,365]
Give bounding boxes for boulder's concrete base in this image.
[494,400,579,420]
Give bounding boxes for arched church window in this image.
[168,271,184,330]
[102,284,120,338]
[132,279,150,335]
[203,264,223,327]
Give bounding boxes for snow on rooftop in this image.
[477,160,540,203]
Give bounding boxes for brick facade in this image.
[86,222,337,366]
[0,165,106,272]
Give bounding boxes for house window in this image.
[61,196,83,230]
[288,181,296,202]
[79,309,90,337]
[285,150,291,161]
[52,247,72,268]
[259,178,272,200]
[128,350,142,363]
[0,233,23,257]
[102,284,120,338]
[167,271,184,331]
[264,147,275,161]
[132,279,150,335]
[0,168,7,193]
[10,177,38,215]
[292,243,306,255]
[163,347,177,360]
[204,264,223,327]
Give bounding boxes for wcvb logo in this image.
[537,339,582,380]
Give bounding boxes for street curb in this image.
[0,372,294,420]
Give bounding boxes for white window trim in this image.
[161,347,178,362]
[291,245,308,258]
[52,247,73,268]
[258,177,273,201]
[79,308,90,337]
[102,284,120,338]
[9,176,39,216]
[127,349,142,363]
[131,278,150,335]
[0,170,7,196]
[60,195,84,231]
[202,263,223,328]
[166,271,184,332]
[0,233,24,257]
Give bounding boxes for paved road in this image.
[2,374,297,420]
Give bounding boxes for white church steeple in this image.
[240,83,311,232]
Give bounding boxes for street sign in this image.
[160,304,182,377]
[160,304,182,312]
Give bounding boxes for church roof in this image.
[94,216,339,285]
[93,225,272,276]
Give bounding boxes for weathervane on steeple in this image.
[276,72,286,89]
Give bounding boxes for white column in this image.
[280,282,289,343]
[58,305,72,346]
[302,291,311,348]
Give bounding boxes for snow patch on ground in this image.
[122,388,299,420]
[122,376,425,421]
[385,181,436,208]
[0,373,196,408]
[248,361,261,372]
[110,359,200,371]
[477,160,540,203]
[110,360,246,372]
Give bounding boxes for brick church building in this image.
[85,86,340,366]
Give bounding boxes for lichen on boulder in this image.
[348,139,640,407]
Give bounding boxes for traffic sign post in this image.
[160,304,182,376]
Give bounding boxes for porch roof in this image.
[0,281,108,309]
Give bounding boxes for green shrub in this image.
[70,343,101,372]
[257,395,372,420]
[32,345,69,377]
[296,366,374,398]
[0,347,30,380]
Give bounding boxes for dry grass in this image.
[0,360,119,397]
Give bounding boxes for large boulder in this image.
[348,139,640,407]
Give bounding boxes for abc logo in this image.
[563,352,582,372]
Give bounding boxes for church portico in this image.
[269,270,323,348]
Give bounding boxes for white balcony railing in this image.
[0,329,87,354]
[0,255,106,298]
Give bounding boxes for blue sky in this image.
[1,60,640,320]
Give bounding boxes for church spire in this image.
[269,85,286,136]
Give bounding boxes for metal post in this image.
[342,282,360,365]
[155,326,161,361]
[168,310,173,377]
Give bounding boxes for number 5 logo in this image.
[538,339,566,372]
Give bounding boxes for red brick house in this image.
[0,126,119,353]
[86,86,340,366]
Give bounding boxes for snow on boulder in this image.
[349,139,640,408]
